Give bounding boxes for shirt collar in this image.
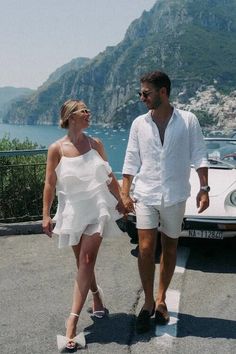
[145,106,177,123]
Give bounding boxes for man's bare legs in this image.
[66,233,102,339]
[155,232,178,320]
[137,229,178,329]
[138,228,157,312]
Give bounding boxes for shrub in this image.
[0,135,55,222]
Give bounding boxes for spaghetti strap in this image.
[58,142,64,157]
[87,136,92,150]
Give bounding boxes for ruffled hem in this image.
[53,188,123,248]
[53,215,123,248]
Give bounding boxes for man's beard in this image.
[152,97,162,109]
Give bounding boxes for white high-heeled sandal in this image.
[64,312,80,350]
[91,285,106,318]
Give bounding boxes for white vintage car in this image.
[181,137,236,239]
[120,137,236,241]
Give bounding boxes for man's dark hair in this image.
[140,71,171,97]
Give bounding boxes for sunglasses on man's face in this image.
[138,90,153,98]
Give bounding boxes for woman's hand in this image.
[42,216,53,238]
[115,198,127,215]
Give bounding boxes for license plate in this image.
[188,230,223,239]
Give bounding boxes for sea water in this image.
[0,123,129,176]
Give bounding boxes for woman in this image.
[42,99,125,351]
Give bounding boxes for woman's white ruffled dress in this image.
[53,149,122,248]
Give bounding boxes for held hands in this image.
[42,216,53,237]
[121,194,136,215]
[115,198,127,214]
[196,190,209,213]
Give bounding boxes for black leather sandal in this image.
[155,303,170,325]
[135,303,155,334]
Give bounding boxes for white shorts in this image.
[135,199,186,239]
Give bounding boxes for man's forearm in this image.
[196,167,208,187]
[121,174,134,196]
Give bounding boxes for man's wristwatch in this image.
[200,185,210,192]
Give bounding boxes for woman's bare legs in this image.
[66,233,102,339]
[90,272,105,313]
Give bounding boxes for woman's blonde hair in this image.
[60,99,83,128]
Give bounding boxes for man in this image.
[121,71,209,334]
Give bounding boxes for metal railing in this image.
[0,149,52,223]
[0,148,47,157]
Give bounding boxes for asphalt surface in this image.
[0,223,143,354]
[0,223,235,354]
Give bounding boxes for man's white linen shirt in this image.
[122,108,208,207]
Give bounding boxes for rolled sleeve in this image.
[189,114,209,170]
[122,120,141,176]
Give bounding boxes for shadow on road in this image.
[84,312,162,345]
[180,237,236,273]
[177,312,236,339]
[84,312,136,345]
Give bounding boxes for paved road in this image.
[0,227,235,354]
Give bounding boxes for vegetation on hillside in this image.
[0,136,53,222]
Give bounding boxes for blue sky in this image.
[0,0,156,89]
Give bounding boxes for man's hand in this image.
[196,190,209,213]
[121,193,136,214]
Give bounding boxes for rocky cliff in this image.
[3,0,236,129]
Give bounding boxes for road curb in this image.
[0,220,43,236]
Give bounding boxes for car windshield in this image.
[205,138,236,169]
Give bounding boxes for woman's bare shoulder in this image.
[89,136,103,149]
[89,136,107,160]
[48,137,66,157]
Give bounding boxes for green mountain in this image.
[3,0,236,128]
[44,57,90,86]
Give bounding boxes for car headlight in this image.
[230,191,236,206]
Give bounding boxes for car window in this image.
[205,138,236,168]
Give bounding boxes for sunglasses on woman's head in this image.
[73,108,91,114]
